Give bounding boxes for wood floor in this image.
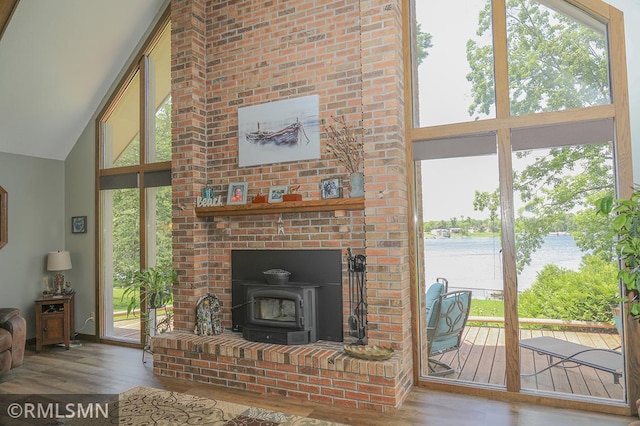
[0,341,636,425]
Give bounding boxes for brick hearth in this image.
[152,332,403,412]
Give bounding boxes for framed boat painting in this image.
[238,94,320,167]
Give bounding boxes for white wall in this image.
[0,153,64,338]
[65,124,97,336]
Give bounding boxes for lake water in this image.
[424,234,582,298]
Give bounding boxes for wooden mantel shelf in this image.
[195,197,364,217]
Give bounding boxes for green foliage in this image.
[109,97,173,289]
[518,256,618,322]
[596,190,640,317]
[415,23,432,66]
[469,299,504,317]
[121,267,177,316]
[464,1,615,273]
[467,0,609,118]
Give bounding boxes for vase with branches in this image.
[324,116,364,197]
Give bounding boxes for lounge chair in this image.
[520,335,623,384]
[425,279,472,376]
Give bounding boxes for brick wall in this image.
[168,0,412,411]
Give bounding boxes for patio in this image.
[431,325,624,400]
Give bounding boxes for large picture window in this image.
[97,13,171,344]
[410,0,634,410]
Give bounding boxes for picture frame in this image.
[238,94,320,167]
[0,185,7,250]
[227,182,248,205]
[268,185,288,203]
[72,216,87,234]
[320,178,342,199]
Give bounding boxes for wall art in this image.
[72,216,87,234]
[238,94,320,167]
[268,185,288,203]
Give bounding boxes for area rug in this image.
[64,386,347,425]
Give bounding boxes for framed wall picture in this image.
[72,216,87,234]
[227,182,248,205]
[268,185,288,203]
[238,94,320,167]
[320,178,341,199]
[0,185,7,250]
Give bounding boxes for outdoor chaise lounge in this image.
[519,336,623,384]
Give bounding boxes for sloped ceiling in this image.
[0,0,166,160]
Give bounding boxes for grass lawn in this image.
[470,299,504,317]
[112,287,130,312]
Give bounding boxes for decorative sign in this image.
[197,195,224,207]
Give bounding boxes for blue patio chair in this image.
[425,277,448,315]
[425,282,472,376]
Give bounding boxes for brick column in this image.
[171,0,210,331]
[359,0,413,402]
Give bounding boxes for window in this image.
[97,14,171,343]
[411,0,632,406]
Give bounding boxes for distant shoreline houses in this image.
[429,227,471,238]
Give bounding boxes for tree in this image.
[110,97,173,287]
[415,23,433,66]
[468,0,614,272]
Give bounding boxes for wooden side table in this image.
[35,294,75,352]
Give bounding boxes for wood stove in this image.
[232,249,343,345]
[243,284,318,344]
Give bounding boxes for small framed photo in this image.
[72,216,87,234]
[268,185,288,203]
[320,178,342,199]
[227,182,248,205]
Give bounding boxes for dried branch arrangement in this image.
[324,116,363,175]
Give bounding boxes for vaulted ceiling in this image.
[0,0,166,160]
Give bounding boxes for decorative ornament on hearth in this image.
[194,294,222,336]
[324,116,364,198]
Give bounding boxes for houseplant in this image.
[122,266,177,316]
[324,116,364,197]
[595,190,640,318]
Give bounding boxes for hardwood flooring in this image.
[0,342,636,425]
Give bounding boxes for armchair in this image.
[0,308,26,375]
[425,282,472,376]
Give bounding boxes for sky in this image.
[415,1,498,222]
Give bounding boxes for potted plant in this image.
[596,190,640,318]
[122,266,177,316]
[323,116,364,198]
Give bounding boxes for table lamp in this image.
[47,250,72,295]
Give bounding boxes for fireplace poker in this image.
[347,248,367,344]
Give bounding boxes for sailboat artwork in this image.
[238,94,320,167]
[245,119,310,147]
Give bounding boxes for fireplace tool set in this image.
[347,248,367,344]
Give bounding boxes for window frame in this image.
[406,0,636,413]
[95,9,172,345]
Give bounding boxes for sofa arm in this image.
[0,308,26,369]
[0,308,20,326]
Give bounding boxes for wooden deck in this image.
[430,326,624,400]
[112,317,141,340]
[109,314,172,341]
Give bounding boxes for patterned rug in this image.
[64,386,347,425]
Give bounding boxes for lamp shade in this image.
[47,250,72,271]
